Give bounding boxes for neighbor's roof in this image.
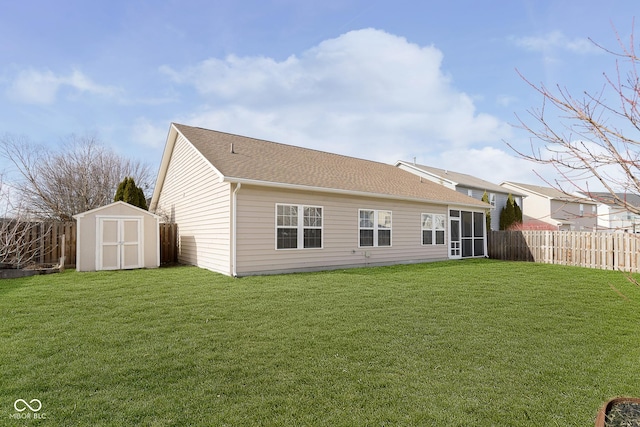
[162,123,487,208]
[396,161,524,196]
[502,181,596,204]
[587,192,640,208]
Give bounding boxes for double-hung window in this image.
[359,209,391,247]
[422,213,446,245]
[276,204,322,249]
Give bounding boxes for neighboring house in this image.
[149,123,490,276]
[501,182,597,231]
[395,161,524,231]
[585,192,640,233]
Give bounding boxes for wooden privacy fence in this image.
[0,221,76,267]
[489,230,640,272]
[159,222,178,265]
[1,221,178,268]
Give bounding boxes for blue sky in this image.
[0,0,636,188]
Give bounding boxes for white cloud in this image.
[496,95,517,107]
[7,68,120,105]
[7,69,60,104]
[443,141,619,192]
[130,117,168,148]
[511,31,600,55]
[162,28,511,163]
[433,146,548,186]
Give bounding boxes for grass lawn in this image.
[1,259,640,426]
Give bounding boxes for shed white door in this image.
[98,217,142,270]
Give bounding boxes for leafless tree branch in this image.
[510,22,640,215]
[0,133,152,221]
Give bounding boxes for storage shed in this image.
[73,201,161,272]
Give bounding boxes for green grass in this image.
[1,259,640,426]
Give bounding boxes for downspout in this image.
[483,210,489,258]
[232,182,241,277]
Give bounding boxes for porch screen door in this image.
[449,209,485,259]
[449,210,461,259]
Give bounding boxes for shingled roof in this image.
[161,123,487,208]
[502,181,596,204]
[587,192,640,208]
[397,161,524,196]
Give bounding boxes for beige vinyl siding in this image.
[155,133,232,275]
[522,190,556,225]
[235,185,448,275]
[550,200,597,231]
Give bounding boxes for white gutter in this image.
[224,177,489,210]
[231,182,241,277]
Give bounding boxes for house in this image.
[585,192,640,233]
[500,182,597,231]
[149,123,490,276]
[396,161,524,230]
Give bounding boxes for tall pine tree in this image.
[482,191,492,231]
[114,177,148,210]
[514,199,523,224]
[499,194,521,230]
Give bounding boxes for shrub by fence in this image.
[489,230,640,272]
[1,221,178,268]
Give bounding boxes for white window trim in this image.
[275,204,323,250]
[421,213,446,246]
[358,209,392,248]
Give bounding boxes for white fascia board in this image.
[501,182,544,199]
[395,161,458,188]
[149,123,225,212]
[447,202,491,212]
[149,124,179,212]
[73,201,161,220]
[225,176,489,210]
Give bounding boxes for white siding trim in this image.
[75,217,82,272]
[232,183,241,277]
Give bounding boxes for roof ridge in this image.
[173,122,397,170]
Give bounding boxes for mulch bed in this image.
[604,401,640,427]
[596,398,640,427]
[0,264,60,279]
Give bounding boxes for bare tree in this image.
[0,174,53,268]
[510,24,640,214]
[0,133,152,221]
